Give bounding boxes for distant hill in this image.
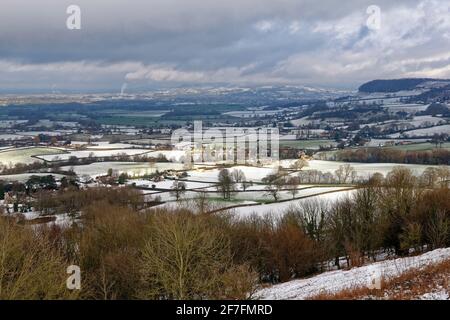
[411,84,450,103]
[358,78,440,93]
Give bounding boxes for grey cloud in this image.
[0,0,448,92]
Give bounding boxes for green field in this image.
[97,114,242,127]
[97,116,188,127]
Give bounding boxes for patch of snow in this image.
[419,290,449,300]
[389,124,450,138]
[37,149,152,161]
[256,248,450,300]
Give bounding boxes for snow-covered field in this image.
[365,138,428,147]
[37,148,152,161]
[129,179,213,190]
[176,161,440,185]
[232,189,355,217]
[389,124,450,138]
[365,116,445,132]
[0,134,29,140]
[290,117,319,127]
[186,166,277,183]
[83,142,143,149]
[61,161,184,178]
[151,198,258,211]
[280,160,441,178]
[256,247,450,300]
[408,115,445,127]
[230,186,351,202]
[383,103,429,113]
[146,150,187,162]
[0,147,67,165]
[279,134,298,140]
[0,120,28,128]
[145,190,208,202]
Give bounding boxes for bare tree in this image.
[217,169,235,200]
[335,164,355,184]
[368,172,384,186]
[263,172,286,201]
[426,210,448,250]
[350,170,358,184]
[170,180,187,201]
[436,166,450,187]
[242,180,252,191]
[421,167,439,187]
[139,211,232,299]
[231,169,246,185]
[191,192,210,214]
[0,218,79,299]
[292,199,328,243]
[287,176,300,199]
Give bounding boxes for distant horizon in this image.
[2,77,450,97]
[2,77,450,96]
[0,83,354,95]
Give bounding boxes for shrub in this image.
[0,217,78,299]
[139,210,252,299]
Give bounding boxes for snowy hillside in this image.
[256,248,450,300]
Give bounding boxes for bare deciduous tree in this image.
[263,172,286,202]
[335,164,355,184]
[217,169,235,200]
[0,218,78,299]
[139,211,231,299]
[287,176,300,199]
[170,180,186,201]
[231,169,246,185]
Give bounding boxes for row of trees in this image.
[213,164,449,203]
[335,147,450,165]
[32,187,144,216]
[257,164,357,201]
[214,164,358,202]
[217,168,252,200]
[0,161,54,175]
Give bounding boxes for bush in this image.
[77,202,147,299]
[0,217,78,299]
[139,209,255,299]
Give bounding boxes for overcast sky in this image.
[0,0,449,93]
